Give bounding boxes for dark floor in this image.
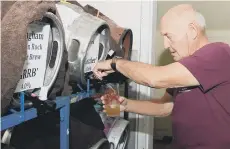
[154,143,172,149]
[153,138,173,149]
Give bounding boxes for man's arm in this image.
[116,59,199,88]
[124,92,173,117]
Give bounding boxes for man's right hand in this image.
[101,95,128,112]
[93,59,114,80]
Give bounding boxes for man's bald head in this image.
[160,4,208,61]
[161,4,206,34]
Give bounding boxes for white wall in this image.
[207,30,230,44]
[156,1,230,30]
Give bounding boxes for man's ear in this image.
[188,23,198,40]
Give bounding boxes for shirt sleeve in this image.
[178,43,230,92]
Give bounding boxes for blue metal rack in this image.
[1,79,96,149]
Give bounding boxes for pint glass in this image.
[103,84,120,117]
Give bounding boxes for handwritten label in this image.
[84,35,100,73]
[15,22,50,92]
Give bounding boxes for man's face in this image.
[160,17,196,61]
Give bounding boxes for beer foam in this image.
[110,104,116,108]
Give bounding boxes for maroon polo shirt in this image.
[167,42,230,149]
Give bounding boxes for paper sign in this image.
[15,22,50,92]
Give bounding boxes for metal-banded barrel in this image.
[32,12,65,101]
[84,5,133,60]
[119,29,133,60]
[12,11,65,101]
[56,3,110,87]
[55,3,85,45]
[2,11,65,145]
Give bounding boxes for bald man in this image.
[93,4,230,149]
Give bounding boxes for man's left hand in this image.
[93,59,115,80]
